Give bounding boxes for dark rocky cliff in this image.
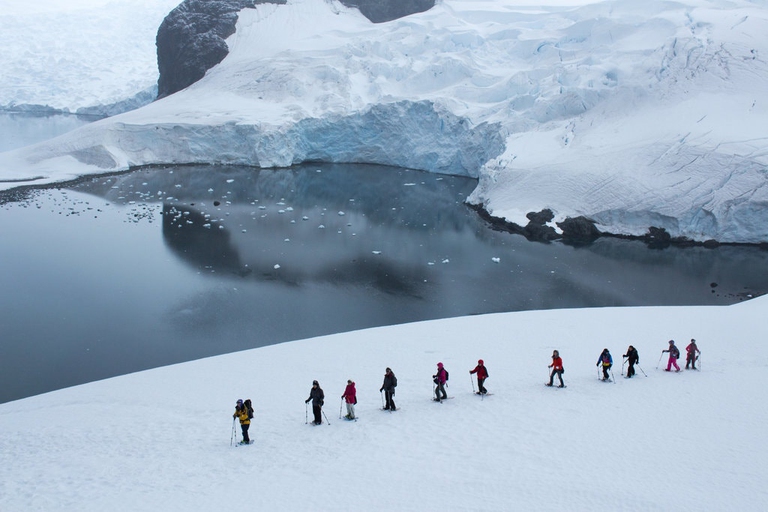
[156,0,436,98]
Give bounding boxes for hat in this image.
[437,362,444,368]
[691,338,696,342]
[478,359,484,365]
[312,380,319,385]
[669,340,674,344]
[236,399,243,405]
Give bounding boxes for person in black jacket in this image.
[379,367,397,410]
[305,380,325,425]
[623,345,639,378]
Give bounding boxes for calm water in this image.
[1,163,767,403]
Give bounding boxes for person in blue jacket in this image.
[596,348,613,381]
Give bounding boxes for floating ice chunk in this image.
[284,238,290,242]
[278,210,285,214]
[404,183,416,186]
[442,259,450,264]
[226,179,234,183]
[372,250,382,255]
[428,262,435,265]
[273,264,281,269]
[203,223,211,228]
[208,188,214,193]
[338,211,345,216]
[318,224,325,229]
[302,216,309,220]
[492,257,501,263]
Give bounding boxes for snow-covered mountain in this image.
[1,0,767,243]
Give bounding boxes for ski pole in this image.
[470,372,476,394]
[610,367,616,384]
[305,402,308,424]
[322,409,331,426]
[621,357,626,376]
[637,364,648,377]
[339,398,343,419]
[380,390,385,409]
[597,366,601,380]
[230,417,237,446]
[656,351,664,370]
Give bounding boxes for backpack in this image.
[445,369,449,381]
[244,399,254,419]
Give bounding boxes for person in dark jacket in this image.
[623,345,639,378]
[685,339,701,370]
[547,350,565,387]
[379,368,397,411]
[341,380,357,420]
[233,398,251,444]
[469,359,489,394]
[596,348,613,381]
[305,380,325,425]
[663,340,681,372]
[433,362,448,401]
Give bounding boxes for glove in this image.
[320,400,324,407]
[305,399,310,404]
[596,363,599,367]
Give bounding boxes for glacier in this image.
[1,0,767,243]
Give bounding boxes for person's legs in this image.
[241,423,250,443]
[313,405,322,424]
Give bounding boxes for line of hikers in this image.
[231,339,701,441]
[589,338,701,384]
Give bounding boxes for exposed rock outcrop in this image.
[156,0,436,98]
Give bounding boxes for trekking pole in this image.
[698,353,702,371]
[637,364,648,377]
[380,390,385,409]
[470,373,476,394]
[622,357,626,377]
[230,417,237,446]
[322,409,331,426]
[610,367,616,384]
[656,351,664,370]
[305,402,308,424]
[597,366,601,380]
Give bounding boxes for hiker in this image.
[596,348,613,381]
[469,359,489,394]
[233,398,252,444]
[433,362,448,401]
[663,340,681,372]
[305,380,325,425]
[685,339,701,370]
[341,380,357,420]
[379,367,397,411]
[623,345,639,378]
[547,350,565,387]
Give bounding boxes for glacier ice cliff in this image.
[1,0,767,243]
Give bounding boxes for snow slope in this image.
[1,0,768,242]
[1,296,766,511]
[0,0,179,111]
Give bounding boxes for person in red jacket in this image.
[546,350,565,387]
[341,380,357,420]
[433,362,448,402]
[469,359,489,395]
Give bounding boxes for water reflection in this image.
[1,163,767,403]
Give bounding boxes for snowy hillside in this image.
[0,0,179,111]
[1,0,768,242]
[1,297,767,511]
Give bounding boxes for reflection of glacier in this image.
[77,163,768,309]
[151,163,479,297]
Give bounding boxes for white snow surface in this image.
[1,0,768,242]
[1,296,767,511]
[0,0,179,110]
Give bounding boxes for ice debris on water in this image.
[273,264,281,269]
[372,251,382,255]
[492,257,500,263]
